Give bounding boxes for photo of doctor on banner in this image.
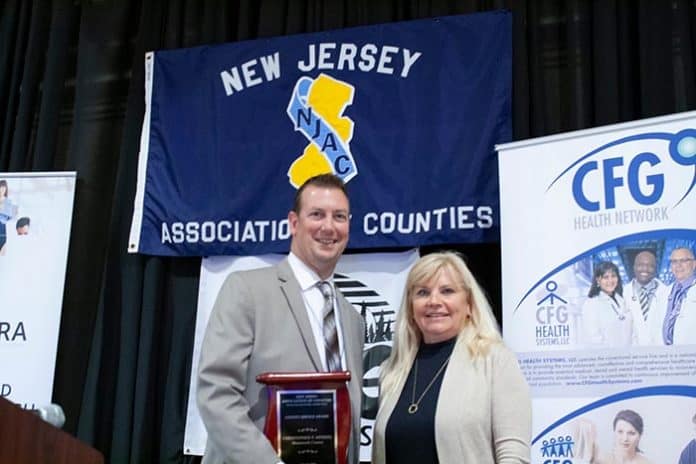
[565,236,696,349]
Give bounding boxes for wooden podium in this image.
[0,397,104,464]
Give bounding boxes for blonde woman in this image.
[372,251,531,464]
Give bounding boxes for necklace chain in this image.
[407,355,451,414]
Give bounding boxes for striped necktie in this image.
[663,282,686,345]
[639,286,650,321]
[318,281,341,372]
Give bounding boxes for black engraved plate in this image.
[277,390,337,464]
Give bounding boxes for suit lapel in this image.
[277,259,322,371]
[335,292,360,374]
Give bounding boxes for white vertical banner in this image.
[498,112,696,463]
[0,172,77,409]
[183,250,419,461]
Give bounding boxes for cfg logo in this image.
[539,435,575,463]
[572,152,662,211]
[548,129,696,212]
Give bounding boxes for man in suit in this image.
[624,250,668,345]
[197,173,364,464]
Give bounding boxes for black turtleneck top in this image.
[384,336,457,464]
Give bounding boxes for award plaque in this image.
[256,371,351,464]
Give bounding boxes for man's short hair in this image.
[16,217,30,229]
[634,248,657,261]
[673,247,696,259]
[292,174,349,213]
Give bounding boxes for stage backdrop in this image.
[128,11,511,256]
[0,172,76,410]
[498,111,696,463]
[184,250,418,462]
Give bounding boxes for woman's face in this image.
[614,419,640,453]
[411,267,470,344]
[0,184,6,197]
[597,269,618,295]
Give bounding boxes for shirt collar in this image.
[288,252,333,291]
[634,278,658,292]
[676,273,696,289]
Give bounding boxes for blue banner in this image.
[128,11,511,256]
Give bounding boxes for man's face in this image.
[289,185,349,279]
[633,251,657,286]
[670,248,696,282]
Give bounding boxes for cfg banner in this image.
[0,172,76,410]
[498,112,696,463]
[128,12,511,256]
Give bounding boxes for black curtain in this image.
[1,1,695,463]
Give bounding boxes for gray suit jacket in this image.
[197,258,364,464]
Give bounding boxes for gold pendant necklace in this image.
[407,355,451,414]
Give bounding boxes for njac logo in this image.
[286,73,358,189]
[547,129,696,213]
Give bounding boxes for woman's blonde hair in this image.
[379,251,502,397]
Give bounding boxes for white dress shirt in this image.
[287,252,346,371]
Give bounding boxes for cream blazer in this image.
[372,341,531,464]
